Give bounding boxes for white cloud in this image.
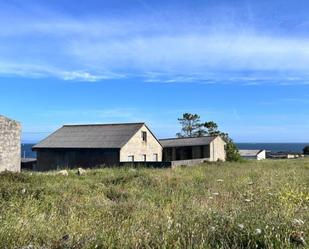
[1,3,309,84]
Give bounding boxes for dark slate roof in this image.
[159,136,218,148]
[33,123,145,149]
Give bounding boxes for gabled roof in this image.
[159,136,218,148]
[33,123,145,149]
[239,150,265,157]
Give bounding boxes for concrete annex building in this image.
[0,115,21,172]
[33,122,226,170]
[160,136,226,162]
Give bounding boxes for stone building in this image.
[33,123,163,171]
[0,115,21,172]
[160,136,226,162]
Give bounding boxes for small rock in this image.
[58,170,69,176]
[248,182,254,185]
[77,168,86,176]
[238,224,245,230]
[292,219,305,226]
[21,188,26,194]
[217,179,224,182]
[244,199,252,203]
[212,192,219,196]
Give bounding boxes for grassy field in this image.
[0,159,308,249]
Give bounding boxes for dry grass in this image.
[0,159,308,248]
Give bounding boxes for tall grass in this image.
[0,159,308,248]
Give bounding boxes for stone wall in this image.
[0,115,21,172]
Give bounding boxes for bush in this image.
[303,145,309,155]
[225,142,241,161]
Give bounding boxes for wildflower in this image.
[255,228,262,235]
[21,188,26,194]
[238,224,245,230]
[217,179,224,182]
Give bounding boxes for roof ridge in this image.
[159,135,217,141]
[63,122,145,127]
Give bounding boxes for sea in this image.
[21,143,308,158]
[21,144,37,158]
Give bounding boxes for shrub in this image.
[225,141,241,161]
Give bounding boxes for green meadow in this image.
[0,159,308,248]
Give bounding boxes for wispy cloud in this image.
[0,63,125,82]
[1,2,309,84]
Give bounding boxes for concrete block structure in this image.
[160,136,226,162]
[0,115,21,172]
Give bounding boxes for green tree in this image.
[303,146,309,155]
[203,121,240,161]
[176,113,206,138]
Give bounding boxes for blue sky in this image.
[1,0,309,142]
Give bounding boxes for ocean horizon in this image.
[21,142,309,159]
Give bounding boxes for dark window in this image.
[142,154,147,161]
[142,131,147,142]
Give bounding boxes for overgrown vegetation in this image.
[0,159,308,248]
